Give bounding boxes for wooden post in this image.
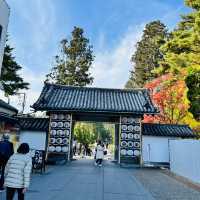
[68,114,73,162]
[45,113,52,162]
[118,116,121,164]
[70,117,76,160]
[139,119,143,167]
[114,123,119,162]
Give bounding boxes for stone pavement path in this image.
[1,159,200,200]
[133,168,200,200]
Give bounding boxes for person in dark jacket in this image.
[0,134,14,191]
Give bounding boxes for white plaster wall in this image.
[169,139,200,184]
[0,0,10,73]
[142,136,176,163]
[19,131,46,150]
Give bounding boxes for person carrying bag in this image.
[95,141,104,167]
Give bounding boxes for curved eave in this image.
[31,83,159,115]
[31,106,159,115]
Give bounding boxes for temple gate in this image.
[32,83,158,165]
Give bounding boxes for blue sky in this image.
[2,0,189,112]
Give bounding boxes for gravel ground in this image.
[132,168,200,200]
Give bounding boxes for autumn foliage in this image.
[127,0,200,134]
[143,73,190,124]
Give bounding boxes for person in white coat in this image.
[95,141,104,167]
[4,143,32,200]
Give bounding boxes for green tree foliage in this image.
[185,70,200,120]
[74,123,96,147]
[158,0,200,120]
[0,43,29,96]
[46,26,94,86]
[74,122,113,147]
[92,122,112,143]
[126,20,168,88]
[125,73,137,89]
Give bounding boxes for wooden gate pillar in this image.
[70,118,76,160]
[114,123,119,162]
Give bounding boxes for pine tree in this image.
[126,20,168,88]
[46,27,94,86]
[0,43,29,96]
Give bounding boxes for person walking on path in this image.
[72,138,77,156]
[4,143,32,200]
[95,141,104,167]
[0,134,14,191]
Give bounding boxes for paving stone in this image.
[1,160,199,200]
[132,168,200,200]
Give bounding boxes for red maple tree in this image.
[143,73,189,124]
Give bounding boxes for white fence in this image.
[169,139,200,184]
[142,136,172,163]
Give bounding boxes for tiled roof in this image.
[142,123,196,138]
[18,116,195,138]
[0,99,18,113]
[32,83,158,114]
[0,112,18,124]
[18,117,49,131]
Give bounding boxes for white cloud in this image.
[20,67,45,112]
[3,1,144,112]
[17,25,143,113]
[10,0,56,51]
[6,0,57,74]
[0,67,45,113]
[1,0,57,113]
[91,25,143,88]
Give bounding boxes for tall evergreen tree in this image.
[125,71,137,89]
[159,0,200,120]
[92,122,111,142]
[46,26,94,86]
[186,70,200,120]
[74,123,96,148]
[126,20,168,88]
[0,43,29,96]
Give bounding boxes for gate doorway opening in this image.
[70,113,120,163]
[71,121,116,162]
